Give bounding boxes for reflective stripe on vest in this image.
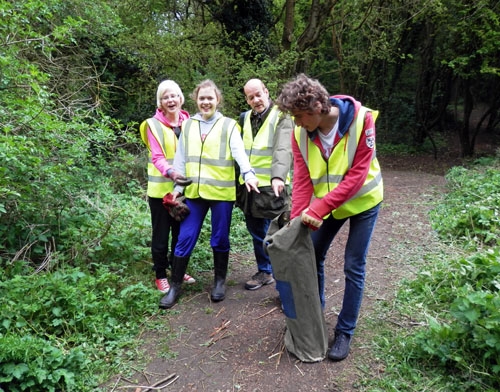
[139,118,176,198]
[183,117,237,200]
[295,106,383,219]
[241,106,290,186]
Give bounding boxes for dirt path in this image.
[110,168,447,391]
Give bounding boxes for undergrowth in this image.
[0,176,251,392]
[362,155,500,391]
[0,267,158,391]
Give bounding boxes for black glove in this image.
[169,171,192,187]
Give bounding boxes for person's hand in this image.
[301,207,323,231]
[162,192,190,221]
[172,191,182,201]
[271,178,285,197]
[169,171,192,187]
[245,178,260,193]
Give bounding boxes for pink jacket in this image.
[147,108,189,176]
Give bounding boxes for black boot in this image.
[159,255,189,309]
[211,251,229,302]
[159,282,181,309]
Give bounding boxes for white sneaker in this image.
[183,273,196,284]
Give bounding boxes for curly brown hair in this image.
[276,74,331,115]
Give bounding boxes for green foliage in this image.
[364,158,500,391]
[0,115,147,269]
[0,335,86,392]
[402,250,500,381]
[0,267,158,391]
[1,0,499,390]
[430,160,500,246]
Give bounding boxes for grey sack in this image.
[264,213,328,362]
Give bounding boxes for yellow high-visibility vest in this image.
[241,106,291,186]
[139,118,176,198]
[295,106,383,219]
[182,117,237,201]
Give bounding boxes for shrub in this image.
[405,249,500,386]
[430,162,500,247]
[0,267,157,391]
[0,335,86,392]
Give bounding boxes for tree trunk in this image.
[414,22,435,148]
[331,17,345,92]
[460,80,474,157]
[281,0,295,51]
[294,0,336,73]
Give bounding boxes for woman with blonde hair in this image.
[139,80,196,295]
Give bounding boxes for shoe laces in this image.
[183,274,196,284]
[156,278,170,292]
[334,332,350,348]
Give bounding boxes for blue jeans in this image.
[245,214,272,274]
[311,203,380,336]
[174,198,233,257]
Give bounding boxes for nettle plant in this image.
[0,268,157,391]
[407,250,500,379]
[430,163,500,247]
[402,158,500,388]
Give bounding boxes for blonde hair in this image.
[156,80,185,108]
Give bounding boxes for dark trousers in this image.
[148,197,180,279]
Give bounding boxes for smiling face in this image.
[160,87,182,116]
[244,80,270,114]
[196,86,219,120]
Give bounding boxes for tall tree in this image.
[281,0,295,51]
[294,0,336,73]
[200,0,275,60]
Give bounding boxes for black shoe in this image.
[328,331,351,361]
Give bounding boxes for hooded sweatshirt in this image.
[290,95,377,219]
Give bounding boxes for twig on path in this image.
[115,373,178,391]
[110,375,122,392]
[210,349,228,361]
[294,364,305,376]
[215,306,226,318]
[256,306,278,319]
[199,365,210,375]
[183,292,206,304]
[268,327,286,368]
[326,288,345,300]
[210,319,231,337]
[128,366,151,385]
[210,349,228,362]
[204,319,231,346]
